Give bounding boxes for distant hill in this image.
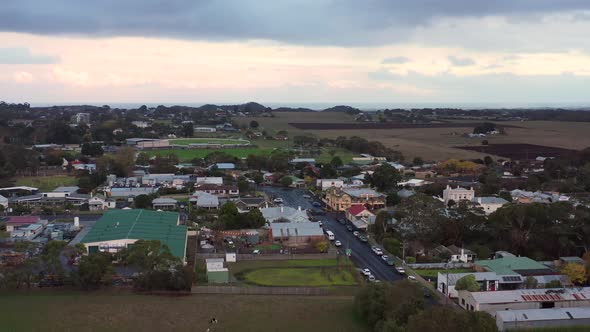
[322,105,362,114]
[272,107,316,112]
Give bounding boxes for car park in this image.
[334,240,342,247]
[336,217,346,225]
[361,268,371,276]
[318,221,323,227]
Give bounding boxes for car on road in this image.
[385,258,395,266]
[372,247,383,255]
[353,231,360,237]
[273,198,284,203]
[396,267,406,274]
[302,194,311,199]
[368,275,376,282]
[361,268,371,276]
[334,240,342,247]
[336,217,346,225]
[346,225,353,232]
[408,275,417,281]
[312,201,322,207]
[381,255,389,261]
[358,235,368,243]
[318,221,323,227]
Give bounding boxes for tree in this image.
[76,252,114,289]
[369,163,401,192]
[314,240,328,253]
[455,274,480,292]
[406,307,496,332]
[562,263,586,285]
[41,240,67,276]
[81,143,104,157]
[136,152,151,166]
[134,194,154,209]
[244,208,266,228]
[546,280,563,288]
[217,202,240,230]
[121,240,179,272]
[370,211,391,242]
[249,120,259,129]
[523,276,539,289]
[386,192,401,207]
[330,156,343,168]
[113,147,136,177]
[182,122,194,137]
[412,157,424,166]
[280,176,293,187]
[382,237,402,257]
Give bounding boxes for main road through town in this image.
[261,186,404,282]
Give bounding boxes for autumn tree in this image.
[562,263,586,285]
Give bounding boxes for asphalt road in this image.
[260,186,404,282]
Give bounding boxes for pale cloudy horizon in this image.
[3,1,590,106]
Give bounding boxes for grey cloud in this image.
[1,1,590,46]
[0,47,59,64]
[382,57,410,64]
[448,56,475,66]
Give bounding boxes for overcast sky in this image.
[2,1,590,106]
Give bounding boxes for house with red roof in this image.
[5,216,42,232]
[345,204,376,230]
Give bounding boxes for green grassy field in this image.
[170,138,250,145]
[0,291,369,332]
[414,269,474,279]
[12,175,78,192]
[243,267,357,287]
[146,147,276,161]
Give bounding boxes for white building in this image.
[260,206,310,223]
[131,121,150,128]
[316,179,344,191]
[443,185,475,204]
[0,194,7,209]
[195,177,224,185]
[474,197,509,214]
[496,307,590,332]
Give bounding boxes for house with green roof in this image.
[81,209,188,261]
[474,256,554,277]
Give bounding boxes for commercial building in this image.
[324,187,385,212]
[8,189,90,208]
[152,197,178,210]
[5,216,42,232]
[0,194,7,209]
[190,191,219,210]
[345,204,375,230]
[81,209,188,261]
[458,287,590,314]
[496,307,590,331]
[270,222,324,247]
[193,184,239,197]
[475,256,555,277]
[443,185,475,205]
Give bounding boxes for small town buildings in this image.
[316,179,344,191]
[0,194,7,209]
[5,216,43,232]
[458,287,590,314]
[152,197,178,210]
[475,256,555,277]
[141,174,192,188]
[474,196,509,214]
[131,121,150,128]
[73,112,91,124]
[510,190,569,204]
[125,138,170,149]
[196,177,223,185]
[206,258,229,283]
[324,188,385,212]
[438,272,501,298]
[81,209,188,261]
[234,197,271,213]
[496,307,590,332]
[345,204,376,230]
[193,184,239,197]
[398,179,428,187]
[109,187,158,199]
[290,158,316,165]
[211,163,236,170]
[8,188,90,208]
[270,222,324,247]
[88,194,116,211]
[443,185,475,204]
[190,191,219,210]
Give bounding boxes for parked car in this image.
[273,198,284,203]
[372,247,383,255]
[368,275,376,282]
[381,255,389,261]
[396,267,406,275]
[346,225,353,232]
[408,275,417,281]
[302,194,311,199]
[353,231,360,237]
[385,258,395,266]
[336,217,346,225]
[312,201,322,207]
[359,236,368,243]
[361,268,371,276]
[318,221,323,227]
[334,240,342,247]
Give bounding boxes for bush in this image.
[405,256,416,264]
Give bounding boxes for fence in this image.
[407,262,473,269]
[191,285,328,296]
[196,252,337,261]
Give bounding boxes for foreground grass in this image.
[0,291,368,332]
[243,267,356,286]
[12,175,78,192]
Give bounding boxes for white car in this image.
[318,221,323,227]
[273,198,284,203]
[408,275,417,281]
[373,248,383,256]
[368,275,376,282]
[396,267,406,274]
[334,240,342,247]
[381,255,389,261]
[302,194,311,199]
[353,231,360,238]
[361,268,371,276]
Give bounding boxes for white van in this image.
[326,230,335,241]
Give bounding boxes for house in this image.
[398,179,428,187]
[388,162,405,171]
[316,179,344,191]
[11,223,45,240]
[397,189,415,198]
[443,185,475,205]
[193,184,239,197]
[324,187,385,212]
[458,287,590,315]
[131,120,150,128]
[345,204,376,230]
[438,272,501,298]
[287,176,306,188]
[5,216,42,232]
[205,258,229,283]
[510,190,569,204]
[88,194,116,211]
[234,197,272,213]
[448,245,477,262]
[190,191,219,210]
[0,194,7,209]
[152,197,178,210]
[142,174,191,187]
[195,177,223,185]
[474,256,555,277]
[260,206,310,223]
[270,222,324,247]
[109,187,158,199]
[496,307,590,332]
[473,197,509,214]
[81,209,188,261]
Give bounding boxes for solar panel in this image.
[502,276,522,282]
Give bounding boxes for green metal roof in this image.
[81,209,187,258]
[475,257,551,275]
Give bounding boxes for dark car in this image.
[346,225,353,232]
[337,217,346,225]
[359,235,368,243]
[312,201,322,207]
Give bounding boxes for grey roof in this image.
[440,272,501,286]
[467,287,590,305]
[196,192,219,208]
[496,307,590,323]
[110,187,158,197]
[343,188,384,198]
[270,222,324,238]
[53,186,80,193]
[152,197,178,205]
[0,194,8,202]
[397,189,415,198]
[475,196,509,204]
[261,207,310,223]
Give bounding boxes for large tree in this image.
[76,252,114,289]
[369,163,401,192]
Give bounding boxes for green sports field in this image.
[146,147,275,161]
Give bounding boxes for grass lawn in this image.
[254,243,283,251]
[146,147,275,161]
[229,258,351,275]
[242,267,357,287]
[12,175,78,192]
[414,268,474,279]
[0,291,369,332]
[170,138,250,145]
